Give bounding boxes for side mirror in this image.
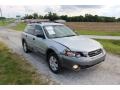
[74,30,79,35]
[36,34,45,39]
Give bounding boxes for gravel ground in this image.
[0,28,120,85]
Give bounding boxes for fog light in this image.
[72,65,80,71]
[73,65,79,69]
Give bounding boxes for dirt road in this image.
[0,28,120,85]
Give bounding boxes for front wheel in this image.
[48,53,62,74]
[22,41,30,53]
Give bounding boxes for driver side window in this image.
[35,25,42,31]
[35,25,43,33]
[35,25,45,38]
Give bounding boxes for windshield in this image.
[43,25,76,39]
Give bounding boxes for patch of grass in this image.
[96,39,120,55]
[11,22,26,31]
[66,22,120,36]
[76,30,120,36]
[0,41,51,85]
[11,22,120,36]
[0,20,10,26]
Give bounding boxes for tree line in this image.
[0,17,6,20]
[23,12,120,22]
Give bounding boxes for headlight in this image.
[64,50,87,57]
[65,51,75,57]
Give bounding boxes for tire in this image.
[47,52,62,74]
[22,41,30,53]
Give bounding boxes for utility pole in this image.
[0,8,2,17]
[0,7,4,24]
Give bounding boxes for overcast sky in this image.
[0,5,120,18]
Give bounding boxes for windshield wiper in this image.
[52,35,76,38]
[64,35,76,37]
[52,36,63,38]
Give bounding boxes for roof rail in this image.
[54,19,66,23]
[24,19,50,23]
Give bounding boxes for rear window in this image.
[24,25,35,35]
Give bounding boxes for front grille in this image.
[88,49,102,57]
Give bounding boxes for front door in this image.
[33,25,47,54]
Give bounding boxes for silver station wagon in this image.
[21,22,106,74]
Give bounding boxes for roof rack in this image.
[24,19,66,24]
[24,19,50,23]
[54,19,66,23]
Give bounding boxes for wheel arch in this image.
[46,47,60,61]
[46,48,63,73]
[22,38,26,45]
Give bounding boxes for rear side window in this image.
[24,25,35,35]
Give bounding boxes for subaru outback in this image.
[21,22,106,74]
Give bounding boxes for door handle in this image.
[33,38,35,40]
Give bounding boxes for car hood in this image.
[52,36,102,52]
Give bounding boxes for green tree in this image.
[24,14,33,19]
[45,12,59,21]
[33,13,38,19]
[117,18,120,22]
[60,15,68,21]
[23,12,119,22]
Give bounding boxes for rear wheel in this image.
[48,52,62,74]
[22,41,30,53]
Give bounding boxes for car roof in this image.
[28,22,64,26]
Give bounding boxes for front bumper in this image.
[60,52,106,70]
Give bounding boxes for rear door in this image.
[24,24,35,48]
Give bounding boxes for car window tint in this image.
[35,25,44,35]
[25,25,35,35]
[35,25,42,31]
